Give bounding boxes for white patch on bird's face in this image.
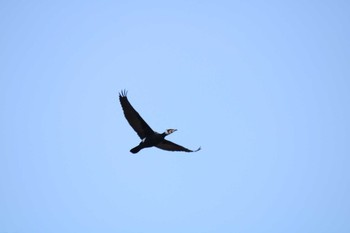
[142,137,146,142]
[166,129,177,135]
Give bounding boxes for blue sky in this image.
[1,1,350,232]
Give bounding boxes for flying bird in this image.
[119,90,201,154]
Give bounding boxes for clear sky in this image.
[1,1,350,232]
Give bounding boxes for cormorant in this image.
[119,90,201,154]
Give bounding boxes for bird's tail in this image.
[130,145,142,154]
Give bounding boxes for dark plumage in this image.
[119,90,201,154]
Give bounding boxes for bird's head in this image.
[165,129,177,135]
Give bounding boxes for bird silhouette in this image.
[119,90,201,154]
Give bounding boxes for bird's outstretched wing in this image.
[156,140,201,152]
[119,90,154,139]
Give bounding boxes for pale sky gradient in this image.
[1,1,350,232]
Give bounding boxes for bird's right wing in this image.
[156,140,201,152]
[119,90,154,139]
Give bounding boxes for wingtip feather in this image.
[119,89,128,98]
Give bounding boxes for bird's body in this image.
[130,131,169,153]
[118,90,200,154]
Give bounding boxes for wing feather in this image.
[156,140,201,152]
[119,90,154,139]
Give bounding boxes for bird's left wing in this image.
[119,90,154,139]
[156,140,201,152]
